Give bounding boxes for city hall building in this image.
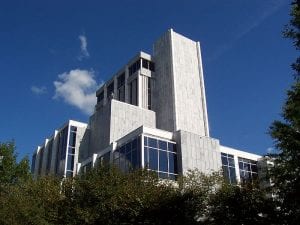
[31,29,263,184]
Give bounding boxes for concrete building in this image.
[32,29,263,183]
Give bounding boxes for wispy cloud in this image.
[53,69,101,115]
[208,0,286,62]
[31,86,47,95]
[78,34,90,60]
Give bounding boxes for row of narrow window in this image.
[221,153,258,184]
[35,126,77,178]
[97,77,151,109]
[97,58,154,105]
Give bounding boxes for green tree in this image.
[0,176,63,225]
[269,0,300,224]
[207,183,279,225]
[0,141,31,186]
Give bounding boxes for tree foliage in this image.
[0,141,31,186]
[269,0,300,224]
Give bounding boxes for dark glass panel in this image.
[228,157,235,167]
[68,147,75,154]
[132,150,140,169]
[136,59,141,69]
[97,91,104,102]
[132,138,137,149]
[126,142,131,153]
[107,82,114,97]
[67,154,74,171]
[144,147,148,167]
[221,156,228,166]
[221,152,227,157]
[227,154,234,159]
[148,148,158,170]
[144,136,148,146]
[239,162,243,170]
[142,58,148,69]
[120,146,125,155]
[251,164,258,173]
[69,132,76,147]
[117,73,125,88]
[244,163,251,172]
[70,126,77,132]
[229,167,237,184]
[119,155,126,171]
[137,136,141,150]
[223,166,230,182]
[168,152,177,174]
[159,151,168,172]
[158,140,167,150]
[168,143,176,152]
[148,138,157,148]
[149,62,155,71]
[118,85,125,102]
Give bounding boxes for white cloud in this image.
[267,147,274,154]
[53,69,100,115]
[31,86,47,95]
[78,34,90,60]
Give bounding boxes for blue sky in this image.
[0,0,295,160]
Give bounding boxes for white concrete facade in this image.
[32,30,264,183]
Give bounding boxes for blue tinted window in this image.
[148,148,158,170]
[223,165,229,181]
[69,132,76,147]
[144,147,148,167]
[132,139,137,149]
[159,151,168,172]
[228,158,235,167]
[221,156,227,165]
[159,140,167,150]
[132,150,138,169]
[144,136,148,146]
[126,152,131,166]
[239,162,243,170]
[67,154,74,171]
[168,143,176,152]
[126,143,131,153]
[251,164,258,173]
[148,138,157,148]
[168,152,177,174]
[229,167,236,184]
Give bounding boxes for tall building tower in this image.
[153,29,209,136]
[32,30,262,184]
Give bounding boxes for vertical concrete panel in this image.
[153,30,176,132]
[175,130,221,174]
